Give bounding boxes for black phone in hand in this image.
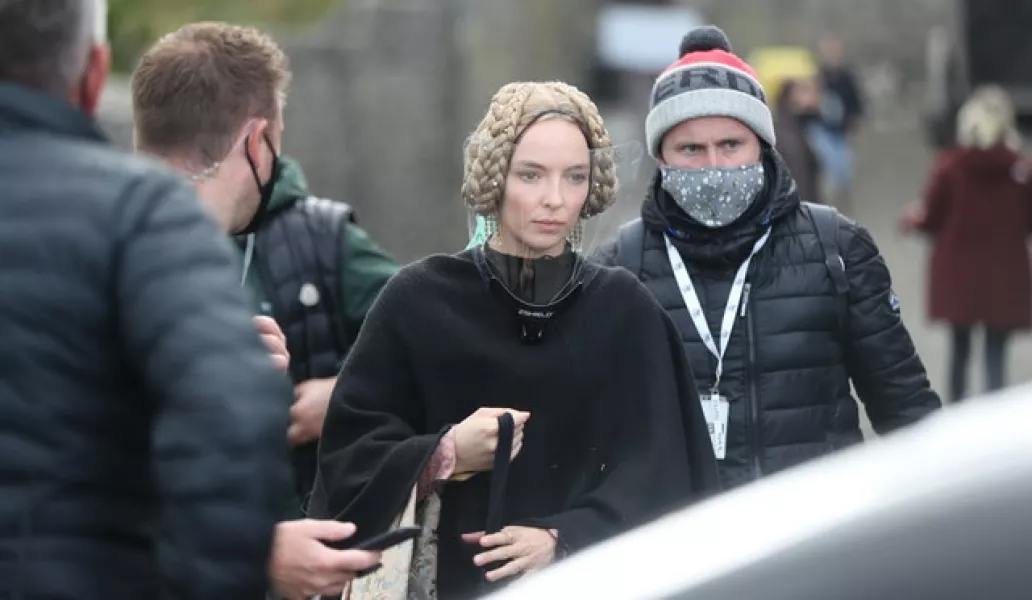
[324,525,421,552]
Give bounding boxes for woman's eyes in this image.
[516,171,588,183]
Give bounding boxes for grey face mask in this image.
[659,163,765,229]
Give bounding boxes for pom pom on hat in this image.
[645,25,774,158]
[678,25,732,57]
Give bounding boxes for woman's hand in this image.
[451,407,530,474]
[899,201,926,233]
[462,526,557,582]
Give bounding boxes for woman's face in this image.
[495,118,590,258]
[791,78,820,112]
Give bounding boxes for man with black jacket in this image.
[0,1,297,598]
[597,26,941,491]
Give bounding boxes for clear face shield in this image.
[465,142,644,255]
[462,125,644,343]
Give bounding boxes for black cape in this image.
[309,248,720,598]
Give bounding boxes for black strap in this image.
[485,413,514,535]
[805,202,848,296]
[616,218,646,278]
[479,413,515,590]
[805,202,850,336]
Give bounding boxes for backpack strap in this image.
[616,218,646,278]
[804,202,850,334]
[805,202,848,295]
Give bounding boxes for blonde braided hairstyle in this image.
[461,81,617,220]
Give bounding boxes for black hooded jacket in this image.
[596,150,941,489]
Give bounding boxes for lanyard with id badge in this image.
[663,228,771,459]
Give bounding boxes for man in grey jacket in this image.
[0,1,363,598]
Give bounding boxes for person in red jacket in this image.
[901,85,1032,402]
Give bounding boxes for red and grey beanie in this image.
[645,25,774,158]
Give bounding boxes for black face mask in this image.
[237,132,281,235]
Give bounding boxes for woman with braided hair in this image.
[310,81,719,599]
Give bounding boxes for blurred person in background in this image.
[310,80,720,599]
[599,25,940,492]
[132,22,383,599]
[774,77,824,204]
[811,33,865,215]
[901,85,1032,402]
[0,1,298,598]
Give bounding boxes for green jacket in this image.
[239,156,399,330]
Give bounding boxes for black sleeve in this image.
[841,221,942,434]
[844,69,865,120]
[311,268,445,543]
[113,174,293,599]
[520,274,720,553]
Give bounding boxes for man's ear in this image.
[243,119,269,160]
[78,43,110,116]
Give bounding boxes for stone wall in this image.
[281,0,604,262]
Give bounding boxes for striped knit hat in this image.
[645,25,774,158]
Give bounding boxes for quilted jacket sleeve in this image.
[113,172,292,599]
[840,219,942,434]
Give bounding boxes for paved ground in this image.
[600,104,1032,432]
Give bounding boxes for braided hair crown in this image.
[461,81,617,219]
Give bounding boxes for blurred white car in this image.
[489,384,1032,600]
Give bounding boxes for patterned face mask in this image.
[659,163,765,229]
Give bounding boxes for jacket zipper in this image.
[742,283,764,480]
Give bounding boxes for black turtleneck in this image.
[640,149,801,272]
[484,244,578,305]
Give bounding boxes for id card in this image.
[700,394,730,460]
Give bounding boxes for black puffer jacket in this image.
[0,83,292,598]
[597,150,941,490]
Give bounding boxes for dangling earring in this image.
[484,213,499,242]
[567,221,583,252]
[466,213,501,251]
